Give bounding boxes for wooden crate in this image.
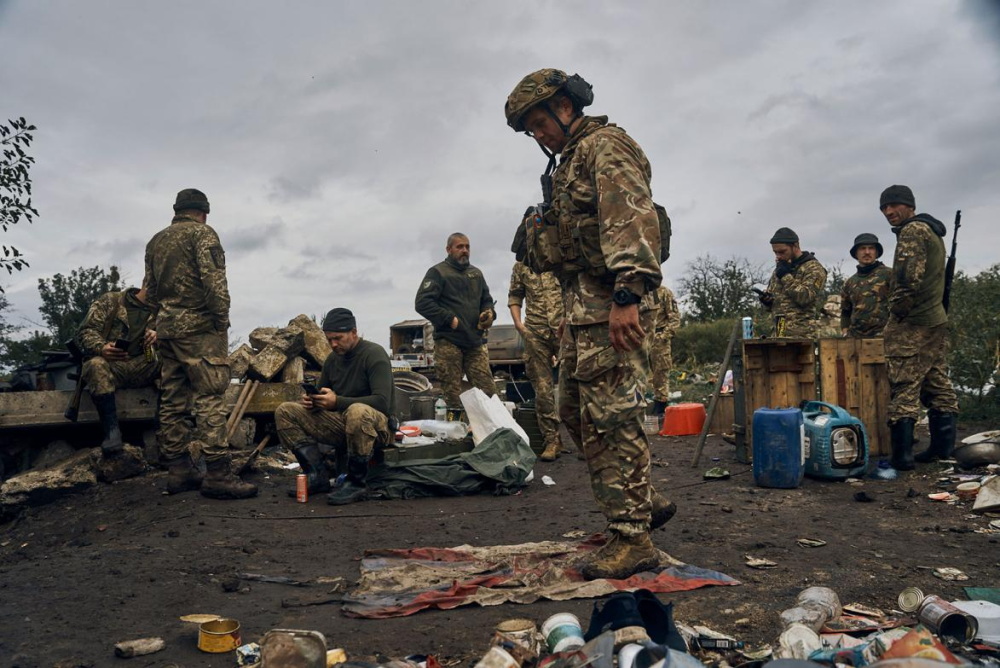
[742,339,818,450]
[817,337,891,456]
[707,394,736,434]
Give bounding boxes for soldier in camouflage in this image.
[506,68,675,580]
[508,260,564,460]
[649,285,681,419]
[144,188,257,499]
[840,233,892,338]
[758,227,828,338]
[879,185,959,470]
[78,285,160,457]
[415,233,498,407]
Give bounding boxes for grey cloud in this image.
[222,221,286,253]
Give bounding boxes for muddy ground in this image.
[1,427,997,667]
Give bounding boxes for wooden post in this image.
[691,321,741,468]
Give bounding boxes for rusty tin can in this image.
[917,595,979,642]
[296,474,308,503]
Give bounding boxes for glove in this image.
[758,291,774,307]
[775,261,794,279]
[477,310,496,331]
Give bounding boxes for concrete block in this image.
[249,326,280,351]
[228,343,255,379]
[248,328,304,381]
[281,357,305,384]
[289,314,331,368]
[0,449,96,510]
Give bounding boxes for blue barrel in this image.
[752,407,805,488]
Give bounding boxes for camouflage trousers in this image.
[884,319,960,423]
[274,401,390,461]
[434,338,498,407]
[157,332,232,463]
[558,313,654,536]
[649,328,673,402]
[773,315,821,339]
[523,322,560,447]
[82,354,160,396]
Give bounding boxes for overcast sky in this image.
[2,0,999,350]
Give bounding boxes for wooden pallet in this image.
[817,337,891,456]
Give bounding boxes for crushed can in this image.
[296,474,308,503]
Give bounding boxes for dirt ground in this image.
[1,427,997,667]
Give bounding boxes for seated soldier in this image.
[78,284,160,457]
[274,308,395,504]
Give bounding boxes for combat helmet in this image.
[505,68,594,133]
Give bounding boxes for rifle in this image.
[63,339,85,421]
[942,210,961,312]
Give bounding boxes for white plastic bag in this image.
[460,388,530,446]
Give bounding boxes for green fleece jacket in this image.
[414,257,495,350]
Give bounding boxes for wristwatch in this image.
[612,288,642,306]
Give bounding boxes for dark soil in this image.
[1,428,996,667]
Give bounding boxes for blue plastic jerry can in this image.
[752,407,805,488]
[801,401,869,480]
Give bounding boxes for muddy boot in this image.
[201,456,258,499]
[287,441,331,497]
[580,531,659,580]
[890,418,915,471]
[916,411,957,464]
[539,437,562,462]
[92,393,124,457]
[650,492,677,530]
[327,455,370,505]
[164,454,203,494]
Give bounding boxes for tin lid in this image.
[898,587,925,612]
[497,618,536,633]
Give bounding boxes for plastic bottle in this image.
[434,397,447,422]
[779,587,842,632]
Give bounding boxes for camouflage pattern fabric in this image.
[884,319,959,423]
[157,331,231,462]
[890,218,947,327]
[508,261,564,331]
[649,286,680,402]
[434,338,497,407]
[144,215,231,339]
[78,289,153,358]
[550,116,662,326]
[558,312,655,536]
[840,263,892,338]
[764,254,828,338]
[275,401,390,458]
[82,355,160,396]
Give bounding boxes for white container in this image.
[434,397,447,422]
[618,643,644,668]
[541,612,584,653]
[400,419,468,441]
[952,600,1000,642]
[473,646,518,668]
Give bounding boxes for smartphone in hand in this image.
[301,383,320,396]
[114,338,130,350]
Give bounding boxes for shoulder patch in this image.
[423,280,433,289]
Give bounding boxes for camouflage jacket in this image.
[890,214,948,327]
[508,261,564,332]
[653,285,680,334]
[78,288,153,358]
[551,116,662,325]
[765,252,828,338]
[144,214,230,339]
[840,262,892,337]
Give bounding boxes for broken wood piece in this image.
[226,381,253,434]
[226,381,259,442]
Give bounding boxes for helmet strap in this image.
[542,101,575,137]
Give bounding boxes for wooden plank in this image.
[708,394,736,434]
[860,337,886,365]
[0,382,303,430]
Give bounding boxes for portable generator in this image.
[802,401,869,480]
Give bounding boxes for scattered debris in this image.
[541,475,555,486]
[796,537,826,548]
[703,466,730,480]
[745,555,777,569]
[853,491,874,502]
[113,637,165,658]
[932,567,969,582]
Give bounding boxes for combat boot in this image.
[92,393,124,457]
[164,454,203,495]
[327,455,370,505]
[201,456,258,499]
[287,441,331,497]
[580,531,659,580]
[650,492,677,530]
[539,437,562,462]
[890,418,916,471]
[916,411,957,464]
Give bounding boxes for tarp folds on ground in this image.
[367,428,535,500]
[341,535,740,618]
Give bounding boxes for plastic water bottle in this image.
[434,397,447,422]
[779,587,842,632]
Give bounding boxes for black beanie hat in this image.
[173,188,210,213]
[769,227,799,244]
[322,308,356,332]
[850,233,884,259]
[879,185,915,209]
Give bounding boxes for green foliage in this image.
[36,265,124,345]
[947,264,1000,420]
[0,330,55,374]
[673,317,740,365]
[1,117,38,287]
[677,255,767,323]
[825,261,847,297]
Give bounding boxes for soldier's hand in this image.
[477,310,495,331]
[311,387,338,411]
[609,303,645,352]
[775,261,793,279]
[513,319,526,335]
[450,316,459,330]
[301,393,315,410]
[101,341,128,361]
[758,291,774,307]
[143,329,157,347]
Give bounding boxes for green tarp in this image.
[367,428,535,500]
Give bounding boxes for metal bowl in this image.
[954,441,1000,469]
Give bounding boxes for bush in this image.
[948,264,1000,421]
[673,317,740,366]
